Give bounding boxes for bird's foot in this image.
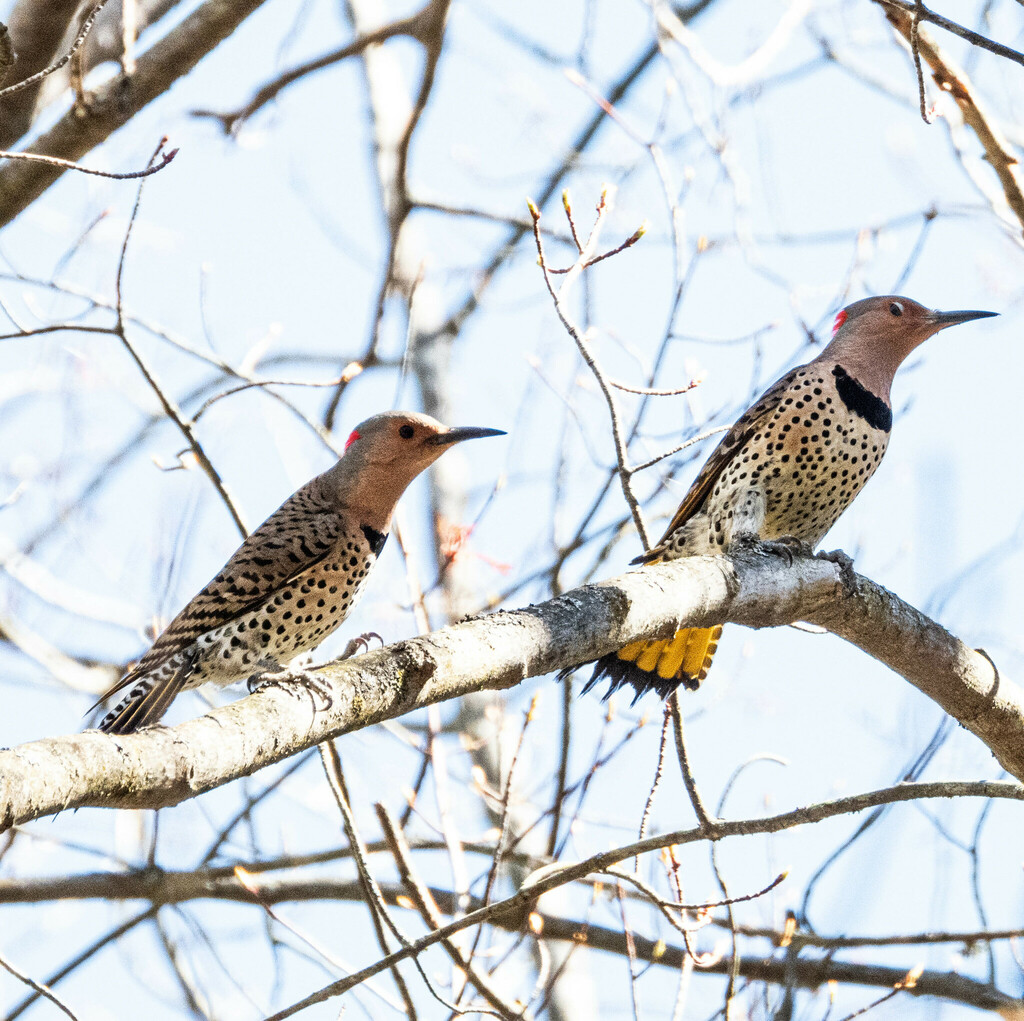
[731,533,813,567]
[248,666,334,713]
[340,631,384,661]
[816,548,857,592]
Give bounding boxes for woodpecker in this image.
[575,295,996,701]
[96,411,504,734]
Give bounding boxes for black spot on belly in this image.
[360,525,388,557]
[832,365,892,432]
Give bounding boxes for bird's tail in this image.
[575,626,722,702]
[97,678,167,735]
[94,651,197,735]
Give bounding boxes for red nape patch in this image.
[831,309,848,337]
[345,429,361,451]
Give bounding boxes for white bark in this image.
[1,549,1020,831]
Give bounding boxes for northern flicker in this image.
[96,411,504,734]
[574,295,996,701]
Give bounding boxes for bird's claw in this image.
[249,667,334,713]
[340,631,384,661]
[731,533,812,567]
[816,548,857,592]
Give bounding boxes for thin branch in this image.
[911,0,931,123]
[376,804,525,1021]
[0,0,109,97]
[545,221,648,273]
[636,704,671,867]
[545,674,573,857]
[111,139,248,538]
[317,742,419,1018]
[0,951,79,1021]
[609,377,700,396]
[262,780,1024,1019]
[606,866,787,915]
[883,4,1024,235]
[670,694,715,829]
[529,190,651,547]
[191,0,443,134]
[874,0,1024,67]
[0,144,177,179]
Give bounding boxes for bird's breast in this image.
[708,369,890,546]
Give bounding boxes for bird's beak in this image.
[426,426,506,446]
[928,308,999,329]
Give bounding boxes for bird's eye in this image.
[889,302,903,316]
[398,424,415,439]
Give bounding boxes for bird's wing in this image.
[637,367,802,562]
[98,488,343,702]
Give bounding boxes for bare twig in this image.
[670,693,715,829]
[609,377,700,396]
[0,951,79,1020]
[112,138,248,538]
[529,190,651,547]
[884,5,1024,234]
[262,780,1024,1019]
[193,0,447,134]
[376,804,525,1020]
[318,741,419,1017]
[636,704,672,867]
[911,0,931,122]
[0,144,177,179]
[546,675,573,857]
[0,0,109,97]
[874,0,1024,67]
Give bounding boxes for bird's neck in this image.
[317,460,407,533]
[813,334,901,405]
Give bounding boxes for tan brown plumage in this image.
[97,411,504,734]
[574,295,996,701]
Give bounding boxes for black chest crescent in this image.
[832,365,892,433]
[360,524,388,557]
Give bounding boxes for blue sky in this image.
[1,0,1022,1017]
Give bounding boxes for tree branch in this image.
[0,0,86,146]
[883,4,1024,236]
[0,868,1018,1014]
[191,0,446,135]
[0,0,271,227]
[262,780,1023,1019]
[1,550,1022,829]
[872,0,1024,68]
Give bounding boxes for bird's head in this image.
[825,295,997,397]
[327,411,505,527]
[832,295,996,355]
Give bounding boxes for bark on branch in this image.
[0,0,271,227]
[2,548,1021,831]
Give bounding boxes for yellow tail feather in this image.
[617,626,721,688]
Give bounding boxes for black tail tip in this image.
[560,654,697,704]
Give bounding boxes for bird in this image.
[95,411,505,734]
[572,295,997,703]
